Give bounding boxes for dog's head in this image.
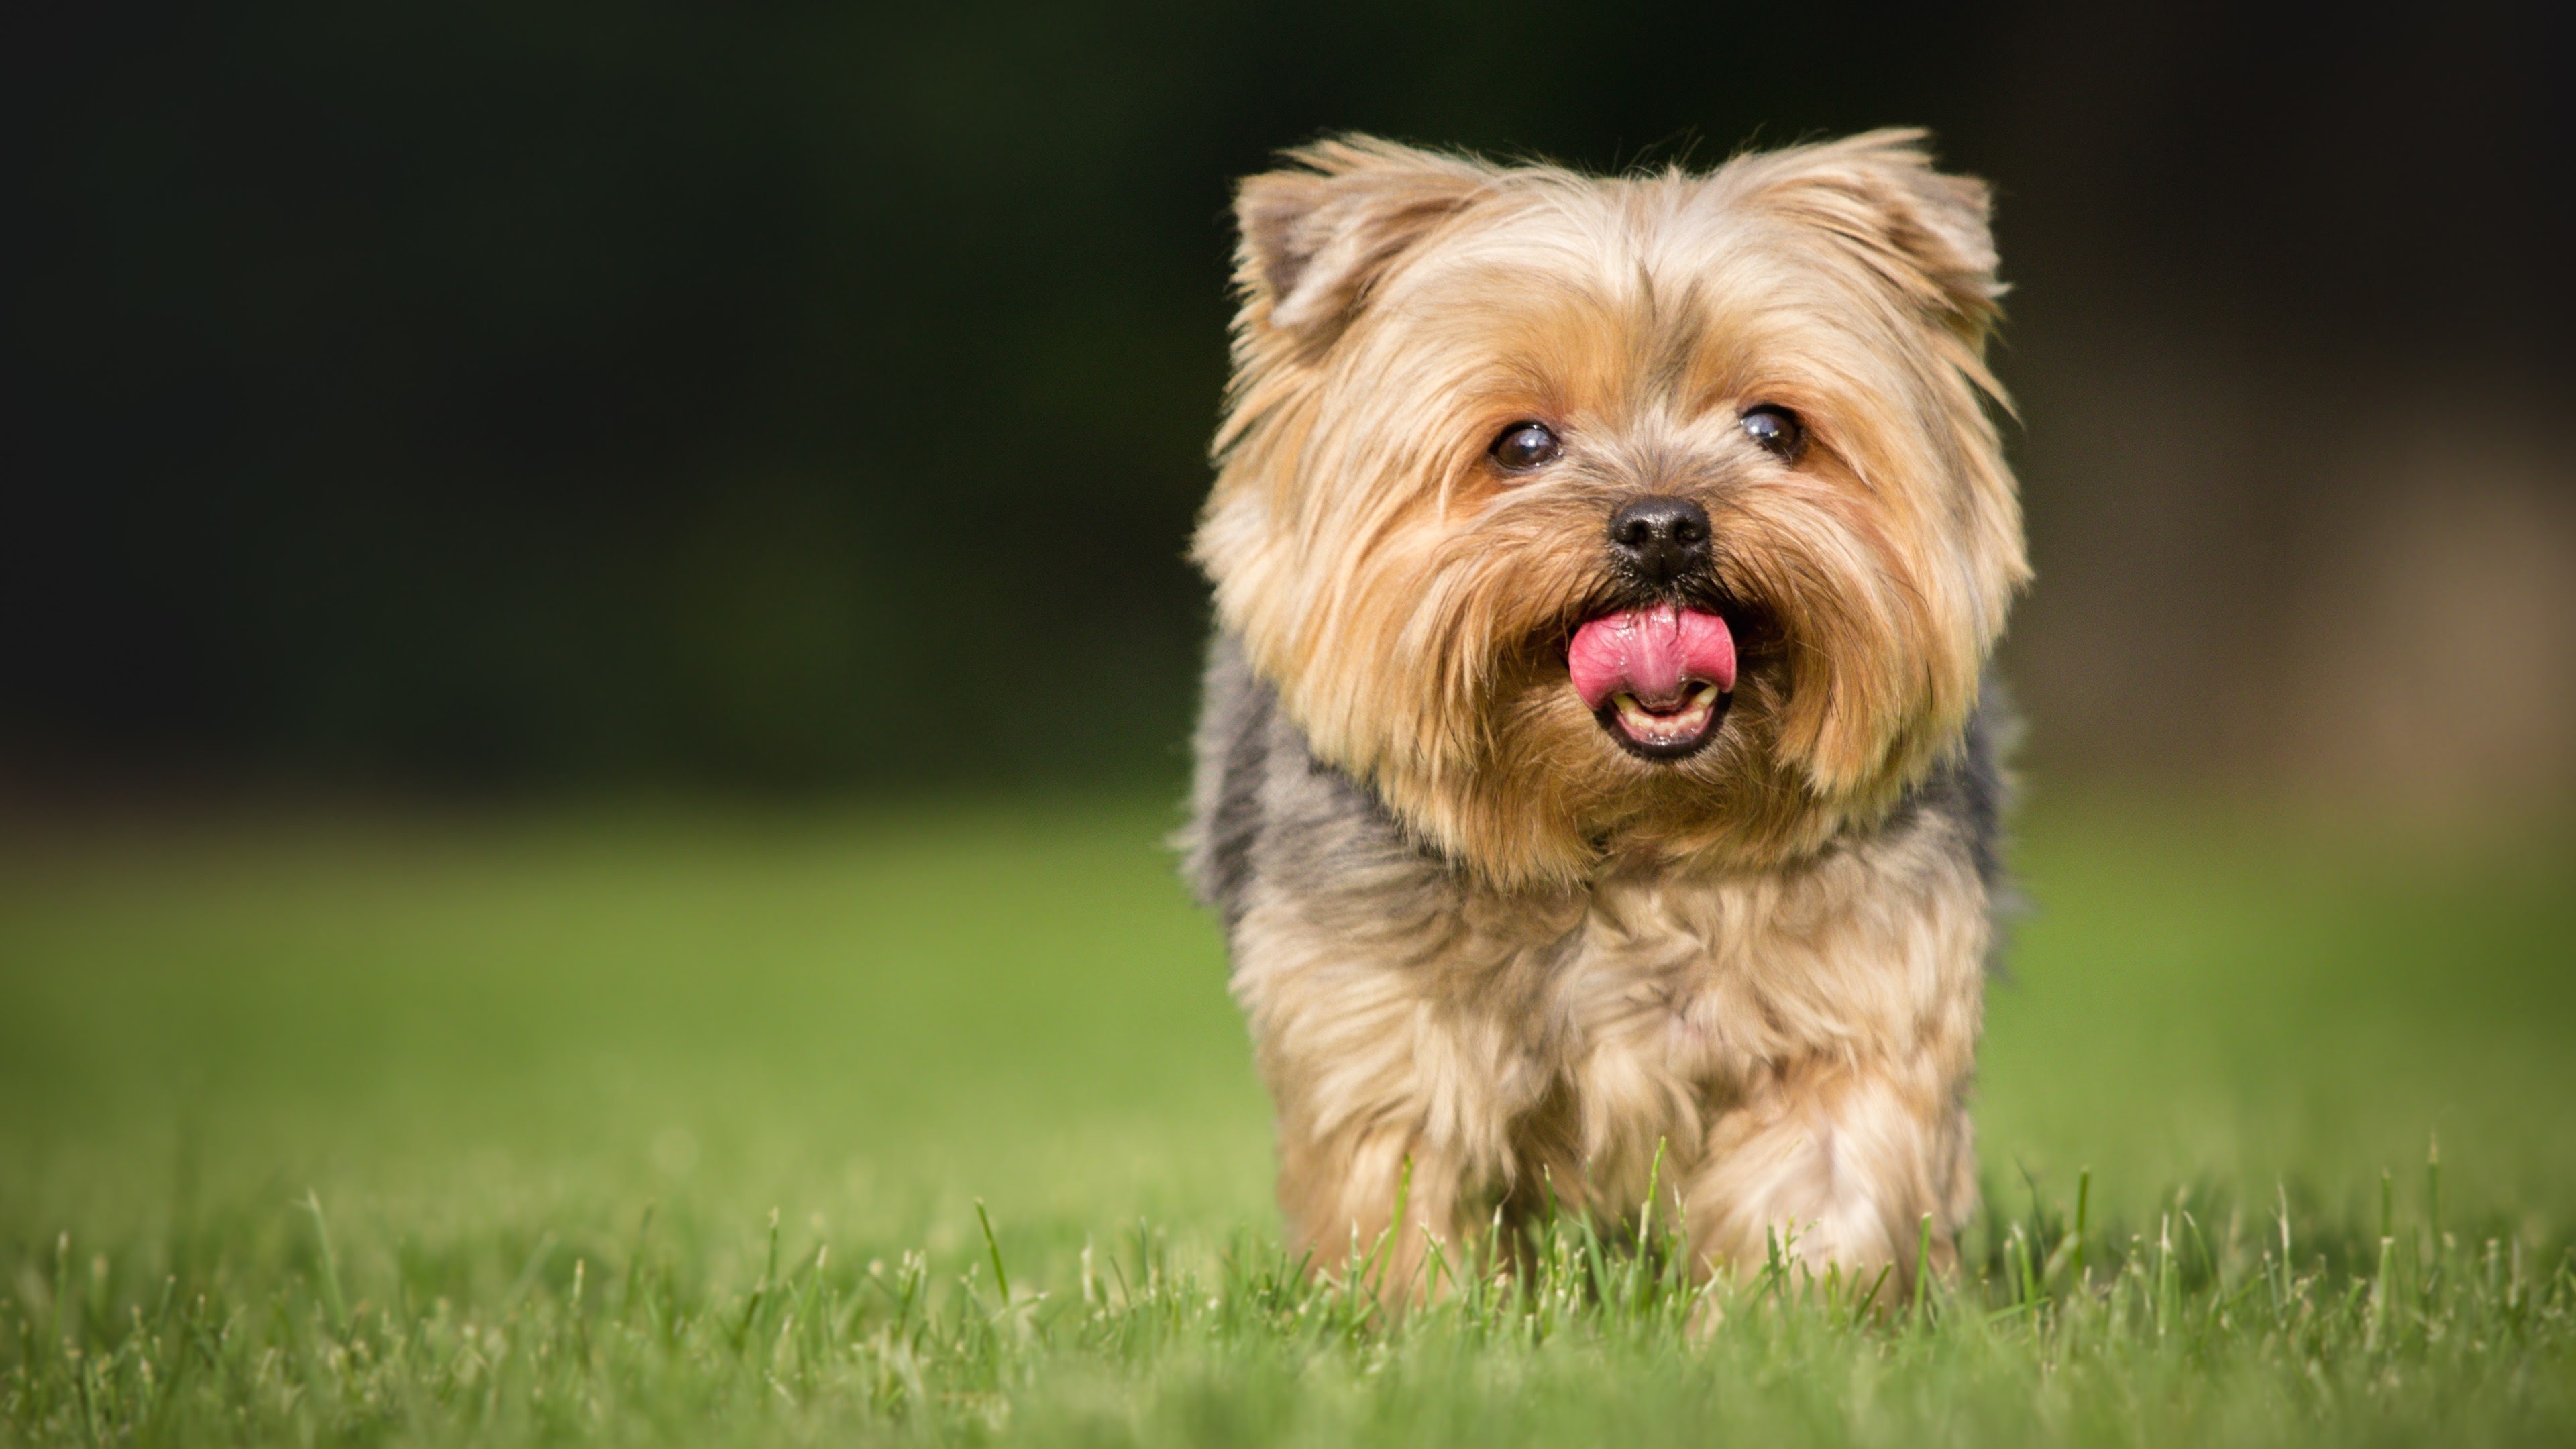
[1198,132,2027,885]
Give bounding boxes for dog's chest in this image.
[1466,860,1948,1099]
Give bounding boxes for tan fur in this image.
[1193,131,2025,1295]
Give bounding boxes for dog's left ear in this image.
[1735,129,2002,343]
[1234,136,1489,348]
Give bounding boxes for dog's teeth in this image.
[1611,684,1718,748]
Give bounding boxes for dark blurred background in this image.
[9,1,2572,814]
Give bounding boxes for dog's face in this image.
[1198,133,2027,885]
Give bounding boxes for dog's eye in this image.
[1739,405,1805,460]
[1489,421,1562,472]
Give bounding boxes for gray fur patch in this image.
[1183,631,1454,951]
[1181,633,1275,928]
[1884,671,2023,974]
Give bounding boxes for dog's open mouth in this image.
[1606,682,1727,755]
[1568,604,1736,760]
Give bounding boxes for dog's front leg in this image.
[1681,1058,1978,1295]
[1270,1108,1472,1301]
[1240,950,1525,1303]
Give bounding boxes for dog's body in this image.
[1185,131,2026,1293]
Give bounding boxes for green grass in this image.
[3,794,2572,1446]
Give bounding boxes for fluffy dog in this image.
[1184,130,2025,1297]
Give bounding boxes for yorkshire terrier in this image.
[1185,130,2025,1296]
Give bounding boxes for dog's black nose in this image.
[1606,496,1711,586]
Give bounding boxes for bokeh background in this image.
[3,0,2573,1292]
[12,1,2572,812]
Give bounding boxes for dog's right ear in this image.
[1234,136,1487,349]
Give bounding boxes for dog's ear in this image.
[1735,129,2002,342]
[1234,136,1488,347]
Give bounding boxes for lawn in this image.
[2,793,2571,1446]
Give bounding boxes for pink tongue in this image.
[1568,606,1737,711]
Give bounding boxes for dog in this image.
[1183,130,2025,1298]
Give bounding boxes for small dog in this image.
[1184,131,2025,1296]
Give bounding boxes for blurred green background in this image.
[3,802,2572,1266]
[9,1,2572,802]
[4,0,2573,1293]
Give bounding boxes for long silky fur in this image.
[1183,131,2029,1297]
